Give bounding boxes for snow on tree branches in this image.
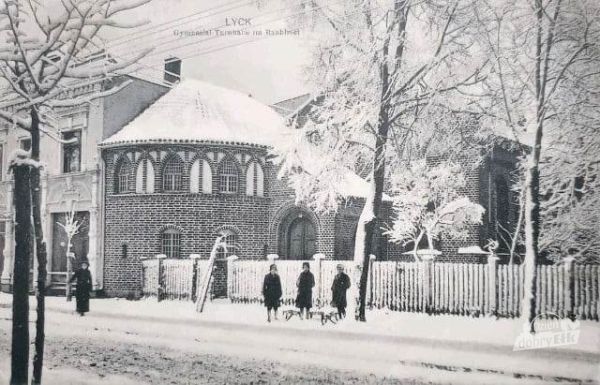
[385,161,484,259]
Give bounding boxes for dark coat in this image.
[70,268,92,313]
[331,272,351,308]
[262,273,282,308]
[296,270,315,309]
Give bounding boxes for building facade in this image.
[0,75,169,293]
[0,72,522,298]
[100,81,523,297]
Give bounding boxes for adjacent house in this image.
[0,64,172,293]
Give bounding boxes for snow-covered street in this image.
[0,294,598,384]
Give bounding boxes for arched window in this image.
[161,228,181,258]
[245,161,265,197]
[190,158,213,194]
[163,157,183,192]
[136,159,155,193]
[216,230,237,259]
[116,159,131,193]
[218,160,238,193]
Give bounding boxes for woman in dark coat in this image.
[262,264,282,322]
[69,260,92,316]
[331,264,351,319]
[296,262,315,319]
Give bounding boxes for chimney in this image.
[164,57,181,85]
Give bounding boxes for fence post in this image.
[563,256,575,321]
[487,253,499,316]
[368,255,376,309]
[156,254,167,302]
[139,256,149,298]
[422,254,435,314]
[190,254,201,301]
[227,255,239,302]
[312,253,325,307]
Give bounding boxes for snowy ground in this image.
[0,293,599,384]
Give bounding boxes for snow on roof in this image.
[101,79,291,148]
[102,79,379,201]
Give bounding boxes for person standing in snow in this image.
[331,264,351,319]
[69,260,93,316]
[262,264,282,322]
[295,262,315,319]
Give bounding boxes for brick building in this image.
[272,95,526,264]
[100,79,386,297]
[100,81,523,297]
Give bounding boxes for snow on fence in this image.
[141,256,210,301]
[370,259,599,320]
[228,256,600,320]
[141,258,160,297]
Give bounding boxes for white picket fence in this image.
[228,257,600,320]
[141,256,211,301]
[227,259,359,306]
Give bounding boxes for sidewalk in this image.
[1,292,599,384]
[1,293,598,354]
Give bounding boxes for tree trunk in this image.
[357,0,408,322]
[30,108,48,385]
[522,0,548,333]
[11,164,32,385]
[66,251,73,302]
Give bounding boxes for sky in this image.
[99,0,313,105]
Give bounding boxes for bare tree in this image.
[56,208,84,302]
[0,1,153,382]
[279,0,486,321]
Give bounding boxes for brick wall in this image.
[103,144,273,296]
[103,143,340,296]
[102,143,521,296]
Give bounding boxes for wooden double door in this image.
[287,217,316,260]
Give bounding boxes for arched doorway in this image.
[287,216,316,260]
